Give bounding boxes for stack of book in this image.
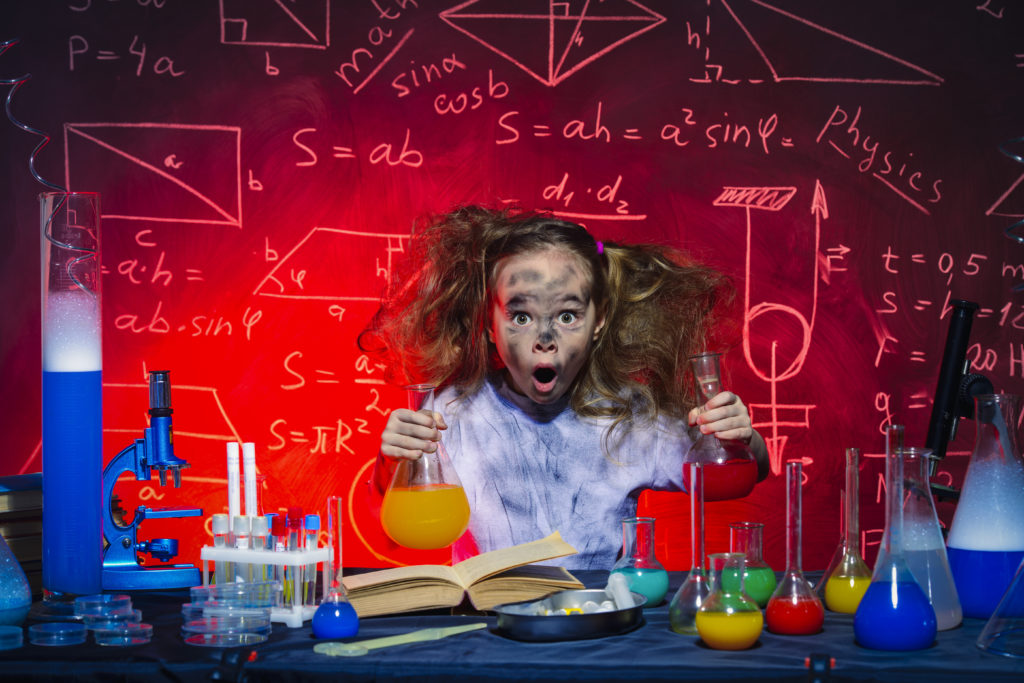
[0,473,43,597]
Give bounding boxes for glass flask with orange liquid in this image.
[682,352,758,501]
[819,447,872,614]
[381,384,470,549]
[696,553,763,650]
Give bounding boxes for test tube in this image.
[271,514,287,585]
[234,515,251,582]
[304,514,320,605]
[212,513,229,585]
[251,515,269,582]
[226,443,241,535]
[242,442,258,517]
[286,507,304,606]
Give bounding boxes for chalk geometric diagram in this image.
[439,0,666,87]
[718,0,943,85]
[986,173,1024,219]
[713,183,828,475]
[64,123,243,229]
[219,0,330,49]
[253,228,410,301]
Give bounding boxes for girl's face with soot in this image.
[488,247,605,404]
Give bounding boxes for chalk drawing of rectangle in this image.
[64,123,242,229]
[713,186,797,211]
[220,0,330,49]
[253,227,410,301]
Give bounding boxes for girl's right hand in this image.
[380,408,447,461]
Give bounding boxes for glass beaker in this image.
[312,495,359,638]
[820,447,872,614]
[669,463,710,634]
[610,517,668,606]
[875,447,960,630]
[696,553,763,650]
[40,191,103,600]
[947,394,1024,619]
[766,461,824,635]
[682,352,758,501]
[725,522,775,608]
[854,425,937,651]
[381,385,470,549]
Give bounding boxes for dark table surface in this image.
[2,570,1022,682]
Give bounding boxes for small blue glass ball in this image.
[312,600,360,639]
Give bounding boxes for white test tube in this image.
[226,443,241,536]
[212,513,229,585]
[242,442,258,518]
[233,515,251,582]
[250,515,269,582]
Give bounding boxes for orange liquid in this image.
[696,610,763,650]
[381,484,470,549]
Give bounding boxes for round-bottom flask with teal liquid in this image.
[610,517,668,606]
[854,426,936,651]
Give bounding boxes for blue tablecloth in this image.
[2,571,1022,682]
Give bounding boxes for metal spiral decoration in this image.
[2,38,96,296]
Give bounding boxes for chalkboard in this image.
[2,0,1023,572]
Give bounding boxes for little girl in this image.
[361,206,768,569]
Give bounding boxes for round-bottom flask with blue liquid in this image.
[312,593,359,639]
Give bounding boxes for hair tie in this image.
[596,240,604,255]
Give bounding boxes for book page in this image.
[342,562,460,592]
[452,531,577,588]
[465,565,584,611]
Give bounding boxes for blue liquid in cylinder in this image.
[947,547,1024,619]
[42,370,103,596]
[854,580,936,651]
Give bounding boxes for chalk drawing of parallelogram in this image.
[440,0,665,87]
[253,227,410,301]
[64,123,242,229]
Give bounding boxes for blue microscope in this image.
[102,370,203,590]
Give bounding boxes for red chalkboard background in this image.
[2,0,1023,574]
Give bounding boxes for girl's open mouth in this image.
[532,366,557,392]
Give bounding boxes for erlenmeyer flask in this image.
[696,553,763,650]
[947,394,1024,619]
[0,532,31,625]
[820,448,871,614]
[683,352,758,501]
[978,557,1024,657]
[726,522,775,608]
[312,495,359,638]
[766,461,824,635]
[854,425,936,651]
[669,463,710,634]
[381,385,470,549]
[875,447,960,630]
[610,517,668,606]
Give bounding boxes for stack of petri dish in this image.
[73,593,153,646]
[0,624,24,650]
[183,580,281,647]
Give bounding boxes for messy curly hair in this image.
[359,205,732,437]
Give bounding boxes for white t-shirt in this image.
[439,375,693,570]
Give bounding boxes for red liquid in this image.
[766,595,825,635]
[683,459,758,501]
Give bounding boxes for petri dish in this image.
[182,615,272,636]
[93,622,153,646]
[0,625,23,650]
[183,632,267,648]
[74,594,132,618]
[201,603,272,619]
[84,609,143,630]
[181,603,204,621]
[28,622,88,646]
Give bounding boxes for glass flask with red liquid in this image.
[682,352,758,501]
[766,461,825,635]
[381,385,470,549]
[854,425,936,651]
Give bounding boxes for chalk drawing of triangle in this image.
[721,0,943,85]
[987,173,1024,218]
[440,0,666,87]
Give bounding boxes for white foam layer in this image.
[947,458,1024,551]
[42,290,101,372]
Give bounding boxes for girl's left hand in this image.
[687,391,754,445]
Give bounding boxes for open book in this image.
[341,531,583,617]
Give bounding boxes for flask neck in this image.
[974,395,1023,466]
[783,462,804,572]
[621,517,658,564]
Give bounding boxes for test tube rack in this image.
[200,545,329,628]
